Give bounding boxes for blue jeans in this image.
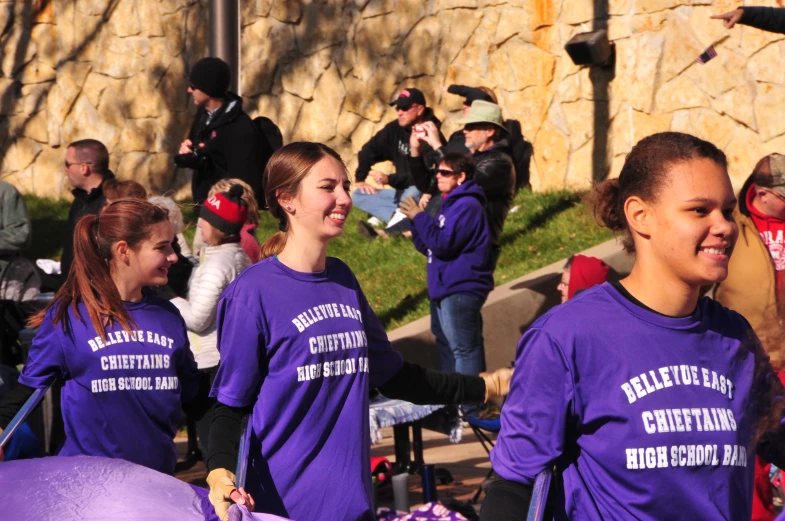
[431,293,487,377]
[352,185,421,224]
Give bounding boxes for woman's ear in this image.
[458,172,468,185]
[113,240,131,265]
[625,195,652,242]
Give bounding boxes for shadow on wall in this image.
[0,0,209,198]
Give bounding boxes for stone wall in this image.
[3,0,785,198]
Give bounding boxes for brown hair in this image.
[28,200,170,341]
[103,179,147,201]
[68,139,110,175]
[440,152,475,180]
[208,178,259,223]
[260,142,345,259]
[478,86,498,104]
[594,132,728,253]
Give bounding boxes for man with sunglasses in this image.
[175,57,272,209]
[353,88,443,238]
[60,139,115,287]
[410,100,516,270]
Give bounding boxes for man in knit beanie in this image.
[175,57,273,210]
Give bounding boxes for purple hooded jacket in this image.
[411,179,494,301]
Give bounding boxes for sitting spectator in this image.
[410,101,516,270]
[354,88,444,238]
[399,152,493,388]
[169,184,250,454]
[0,179,32,298]
[557,255,610,304]
[207,178,261,263]
[443,85,532,190]
[148,196,195,299]
[102,179,148,204]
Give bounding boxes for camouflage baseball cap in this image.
[753,153,785,196]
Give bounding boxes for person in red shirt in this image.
[713,153,785,521]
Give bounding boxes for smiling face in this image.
[630,158,738,287]
[283,156,352,241]
[120,221,177,287]
[558,269,570,303]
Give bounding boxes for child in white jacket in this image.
[171,184,250,371]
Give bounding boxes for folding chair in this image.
[466,415,501,504]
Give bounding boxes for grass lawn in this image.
[26,189,612,330]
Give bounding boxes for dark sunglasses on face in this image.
[64,160,92,168]
[436,169,459,177]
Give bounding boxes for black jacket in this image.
[739,6,785,33]
[60,171,115,285]
[175,93,273,206]
[444,121,532,191]
[409,140,516,247]
[355,108,443,190]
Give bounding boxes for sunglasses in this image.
[436,169,459,177]
[64,160,92,168]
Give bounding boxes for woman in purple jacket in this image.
[400,152,493,381]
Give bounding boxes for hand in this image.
[409,129,422,157]
[372,171,389,186]
[207,468,256,521]
[398,195,422,220]
[355,182,379,195]
[179,139,193,155]
[418,193,432,211]
[418,121,443,150]
[711,9,743,29]
[481,367,514,402]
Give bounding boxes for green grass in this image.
[27,190,612,330]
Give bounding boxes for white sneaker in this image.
[385,209,408,228]
[367,216,383,228]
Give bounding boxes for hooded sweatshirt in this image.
[411,180,493,300]
[568,255,610,300]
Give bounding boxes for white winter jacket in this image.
[171,242,250,369]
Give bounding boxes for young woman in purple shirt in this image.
[205,142,512,521]
[0,199,209,475]
[481,132,785,520]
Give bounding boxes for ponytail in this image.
[260,231,287,260]
[28,199,170,341]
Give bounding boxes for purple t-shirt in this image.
[19,292,200,475]
[211,257,404,521]
[492,282,768,520]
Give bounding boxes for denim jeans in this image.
[430,292,487,377]
[352,185,421,223]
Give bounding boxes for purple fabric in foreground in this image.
[191,485,290,521]
[377,502,468,520]
[0,456,291,521]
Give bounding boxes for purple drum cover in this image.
[0,456,290,521]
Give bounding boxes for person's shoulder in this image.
[326,257,357,280]
[532,284,617,332]
[144,292,185,317]
[698,296,753,339]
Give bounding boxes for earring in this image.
[285,205,292,211]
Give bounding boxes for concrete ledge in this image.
[388,238,635,370]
